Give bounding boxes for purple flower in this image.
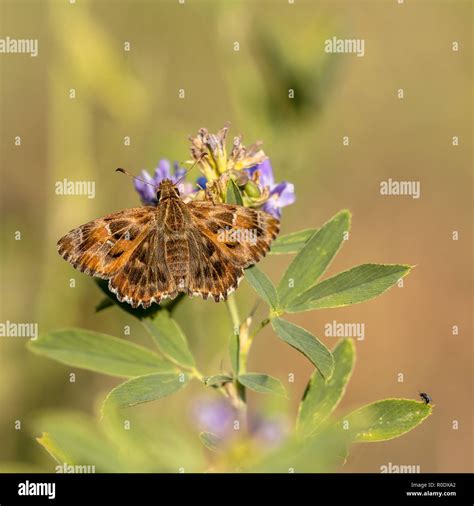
[134,159,193,205]
[191,398,237,439]
[249,413,290,448]
[246,159,295,219]
[190,397,289,450]
[133,168,158,205]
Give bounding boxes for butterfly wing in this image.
[57,207,156,279]
[58,200,280,307]
[184,226,242,301]
[185,201,279,301]
[58,206,178,308]
[108,228,178,308]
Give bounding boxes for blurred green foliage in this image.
[19,208,430,472]
[2,0,468,474]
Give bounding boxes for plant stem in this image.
[225,294,248,433]
[226,293,241,336]
[190,367,205,382]
[245,317,270,355]
[225,299,277,436]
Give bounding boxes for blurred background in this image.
[0,0,472,472]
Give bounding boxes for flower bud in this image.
[243,181,261,198]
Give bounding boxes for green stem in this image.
[239,317,271,373]
[247,317,270,349]
[226,293,240,336]
[190,367,205,382]
[225,294,247,432]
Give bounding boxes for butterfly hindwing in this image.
[185,226,243,301]
[188,201,280,268]
[185,201,280,301]
[108,229,177,308]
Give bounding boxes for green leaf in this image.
[102,372,189,413]
[287,264,412,312]
[245,266,279,310]
[199,432,222,452]
[339,399,432,442]
[297,339,355,437]
[204,374,233,387]
[269,228,316,255]
[250,424,350,473]
[238,373,287,397]
[142,311,195,369]
[226,179,243,205]
[98,410,205,472]
[271,318,334,379]
[34,412,124,472]
[36,433,72,466]
[28,328,176,378]
[278,210,351,306]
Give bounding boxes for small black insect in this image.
[419,392,433,405]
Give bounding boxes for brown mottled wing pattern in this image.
[185,201,279,301]
[57,207,154,278]
[108,228,177,307]
[57,207,174,308]
[57,189,279,308]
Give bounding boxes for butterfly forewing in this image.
[57,207,156,279]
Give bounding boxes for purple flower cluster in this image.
[134,159,193,205]
[133,155,295,219]
[246,159,295,219]
[191,397,289,448]
[192,398,237,439]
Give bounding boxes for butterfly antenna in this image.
[115,168,160,189]
[175,153,207,186]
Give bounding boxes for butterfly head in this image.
[156,179,180,202]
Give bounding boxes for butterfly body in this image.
[58,179,279,308]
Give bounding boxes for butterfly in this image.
[57,178,279,308]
